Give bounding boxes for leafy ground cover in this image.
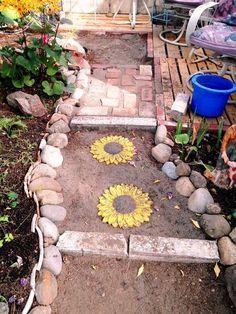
[0,94,49,312]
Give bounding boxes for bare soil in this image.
[75,32,149,65]
[57,129,205,239]
[51,255,234,314]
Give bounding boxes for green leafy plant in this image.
[0,11,74,95]
[195,118,208,147]
[0,214,14,249]
[6,191,19,208]
[0,116,27,138]
[174,119,190,145]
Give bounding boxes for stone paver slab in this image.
[129,235,219,263]
[123,93,137,108]
[101,98,119,107]
[107,85,121,98]
[70,116,157,130]
[107,78,121,86]
[76,106,111,116]
[139,65,152,77]
[57,231,128,258]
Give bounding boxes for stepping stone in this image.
[57,231,127,258]
[129,235,219,263]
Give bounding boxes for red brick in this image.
[105,68,122,79]
[133,75,152,81]
[107,78,120,86]
[139,65,152,77]
[92,69,106,81]
[122,86,137,94]
[139,102,156,118]
[136,80,153,88]
[121,75,135,86]
[125,68,137,75]
[141,88,153,101]
[112,107,138,117]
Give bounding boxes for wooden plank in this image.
[225,104,236,125]
[160,57,172,93]
[153,25,166,58]
[167,58,182,97]
[165,34,181,59]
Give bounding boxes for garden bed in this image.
[0,96,48,312]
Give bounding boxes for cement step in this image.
[70,116,157,130]
[57,231,219,263]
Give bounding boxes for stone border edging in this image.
[21,39,92,314]
[56,231,219,263]
[70,116,157,130]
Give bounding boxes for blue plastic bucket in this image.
[191,74,236,117]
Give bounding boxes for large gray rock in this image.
[229,227,236,244]
[40,205,67,222]
[206,203,222,215]
[35,269,58,305]
[29,305,52,314]
[49,113,69,125]
[43,245,62,276]
[7,91,47,117]
[36,190,63,206]
[31,164,57,181]
[154,125,174,146]
[0,302,9,314]
[47,133,68,149]
[176,162,191,177]
[188,188,214,213]
[200,214,231,239]
[41,145,63,168]
[218,237,236,265]
[38,217,59,247]
[29,177,62,193]
[162,162,178,179]
[176,177,195,197]
[190,170,207,188]
[47,120,70,134]
[225,265,236,307]
[58,103,75,117]
[152,143,172,164]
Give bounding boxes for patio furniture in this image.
[158,0,214,47]
[186,0,236,83]
[113,0,151,29]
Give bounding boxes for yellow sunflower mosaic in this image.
[97,184,153,228]
[90,135,135,165]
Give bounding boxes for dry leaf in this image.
[190,219,200,229]
[136,264,144,278]
[91,265,96,270]
[214,263,220,278]
[154,179,160,184]
[179,269,184,277]
[161,197,167,201]
[174,204,180,209]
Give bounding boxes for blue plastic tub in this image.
[191,74,236,118]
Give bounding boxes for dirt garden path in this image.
[51,33,234,313]
[52,129,234,314]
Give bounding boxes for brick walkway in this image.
[76,64,156,119]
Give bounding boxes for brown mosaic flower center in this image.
[113,195,136,213]
[104,142,123,155]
